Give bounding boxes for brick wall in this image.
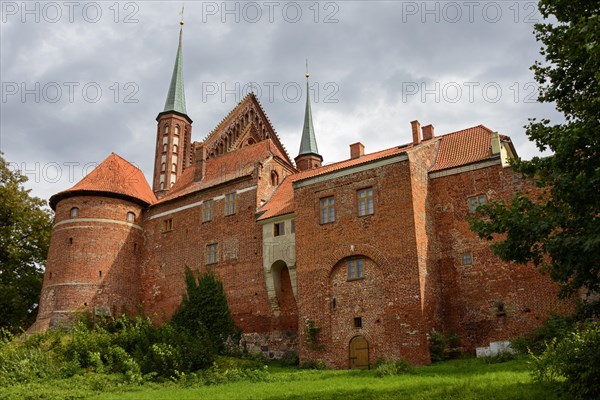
[429,164,575,349]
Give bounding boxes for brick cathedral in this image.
[32,25,573,368]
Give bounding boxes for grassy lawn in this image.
[1,357,563,400]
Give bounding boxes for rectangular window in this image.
[354,317,362,329]
[163,218,173,232]
[347,258,364,280]
[225,193,237,216]
[274,222,284,237]
[320,196,335,224]
[462,252,473,266]
[291,220,295,234]
[206,243,218,264]
[468,194,487,212]
[202,200,213,222]
[358,188,374,216]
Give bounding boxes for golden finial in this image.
[305,58,310,78]
[179,4,185,25]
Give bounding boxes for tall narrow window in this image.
[320,196,335,224]
[462,252,473,266]
[163,143,168,153]
[291,219,296,234]
[161,162,166,172]
[202,200,213,222]
[175,126,180,136]
[163,218,173,232]
[70,207,79,218]
[468,194,487,212]
[164,125,169,134]
[172,163,177,173]
[347,258,364,280]
[225,193,236,216]
[271,170,279,186]
[206,243,218,264]
[358,188,374,216]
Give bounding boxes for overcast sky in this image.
[1,1,561,203]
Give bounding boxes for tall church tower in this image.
[153,19,193,198]
[295,67,322,171]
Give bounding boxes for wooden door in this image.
[349,336,369,369]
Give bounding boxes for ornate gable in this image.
[201,93,293,166]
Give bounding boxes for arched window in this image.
[127,212,135,223]
[173,144,178,153]
[161,162,166,171]
[160,182,165,190]
[270,170,279,186]
[172,163,177,173]
[163,143,168,153]
[70,207,79,218]
[164,125,169,134]
[175,126,180,136]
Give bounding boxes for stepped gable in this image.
[201,93,293,166]
[49,153,156,209]
[157,139,283,203]
[430,124,514,172]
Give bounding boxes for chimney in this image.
[411,120,421,144]
[422,124,435,141]
[193,142,206,182]
[350,142,365,159]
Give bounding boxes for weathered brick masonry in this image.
[32,28,574,367]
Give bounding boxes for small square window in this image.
[468,194,487,212]
[163,219,173,232]
[70,207,79,218]
[202,201,213,222]
[127,212,135,223]
[354,317,362,329]
[462,252,473,266]
[206,243,218,264]
[347,258,364,280]
[274,222,284,237]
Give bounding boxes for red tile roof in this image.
[258,124,509,220]
[157,139,284,203]
[49,153,156,209]
[430,125,498,172]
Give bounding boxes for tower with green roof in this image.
[153,17,193,198]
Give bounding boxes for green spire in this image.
[163,26,187,115]
[298,68,320,157]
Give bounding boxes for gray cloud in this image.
[1,1,560,202]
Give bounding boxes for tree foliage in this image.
[0,154,53,331]
[171,268,240,354]
[470,1,600,308]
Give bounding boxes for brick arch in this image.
[322,243,390,278]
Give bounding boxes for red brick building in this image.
[32,27,573,368]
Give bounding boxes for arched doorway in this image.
[349,336,369,369]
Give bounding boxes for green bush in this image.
[374,358,414,377]
[429,330,461,362]
[511,315,574,355]
[479,351,516,364]
[530,321,600,399]
[172,268,241,355]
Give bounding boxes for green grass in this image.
[0,357,564,400]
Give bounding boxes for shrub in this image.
[479,351,516,364]
[300,358,326,369]
[429,330,461,362]
[171,268,241,355]
[374,359,414,377]
[530,321,600,399]
[511,314,574,355]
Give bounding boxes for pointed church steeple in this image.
[163,26,187,115]
[295,62,323,171]
[153,11,193,198]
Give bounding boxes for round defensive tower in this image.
[31,153,156,331]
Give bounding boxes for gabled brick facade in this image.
[31,31,574,365]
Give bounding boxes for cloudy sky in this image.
[1,1,561,203]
